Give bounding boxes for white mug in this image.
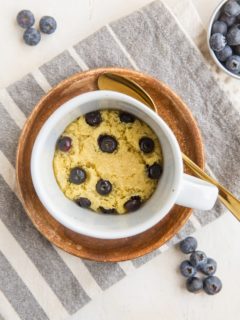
[31,90,218,239]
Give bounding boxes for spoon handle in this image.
[182,153,240,221]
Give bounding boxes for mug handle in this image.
[175,174,218,210]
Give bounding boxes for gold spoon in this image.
[98,72,240,221]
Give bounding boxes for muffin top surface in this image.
[53,109,163,214]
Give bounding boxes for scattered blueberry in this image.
[226,24,240,44]
[190,251,208,268]
[200,258,217,276]
[57,136,72,152]
[186,277,203,293]
[98,135,118,153]
[23,28,41,46]
[69,167,86,184]
[179,236,198,254]
[99,207,117,214]
[212,21,228,35]
[75,197,91,208]
[225,55,240,73]
[215,45,233,61]
[180,260,197,277]
[203,276,222,295]
[39,16,57,34]
[147,163,162,179]
[220,13,236,27]
[124,196,142,212]
[179,237,222,295]
[85,111,102,126]
[119,112,135,123]
[139,137,155,153]
[234,44,240,54]
[210,33,226,51]
[17,10,35,29]
[223,0,240,17]
[96,179,112,195]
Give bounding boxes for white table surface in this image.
[1,1,240,320]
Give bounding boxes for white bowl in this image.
[31,90,183,239]
[31,90,218,239]
[207,0,240,80]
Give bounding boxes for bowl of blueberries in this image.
[208,0,240,78]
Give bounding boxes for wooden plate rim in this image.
[16,67,204,262]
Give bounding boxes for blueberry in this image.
[190,251,207,268]
[148,163,162,179]
[39,16,57,34]
[23,28,41,46]
[139,137,155,153]
[203,276,222,295]
[210,33,226,52]
[119,112,135,123]
[75,197,91,208]
[179,236,197,254]
[186,277,203,293]
[211,21,228,35]
[223,0,240,17]
[85,111,102,126]
[225,55,240,73]
[220,13,236,26]
[234,44,240,54]
[99,207,117,214]
[200,258,217,276]
[124,196,142,212]
[96,179,112,195]
[17,10,35,29]
[215,45,233,62]
[180,260,197,277]
[98,135,118,153]
[57,136,72,152]
[226,24,240,45]
[69,167,86,184]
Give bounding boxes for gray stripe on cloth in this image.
[0,103,20,166]
[74,26,133,69]
[7,74,45,117]
[177,220,196,239]
[39,50,82,87]
[0,251,48,320]
[132,249,161,268]
[82,261,125,290]
[166,235,181,247]
[110,0,240,203]
[0,176,90,314]
[194,201,226,226]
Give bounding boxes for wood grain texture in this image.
[16,67,204,262]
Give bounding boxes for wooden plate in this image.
[16,68,204,262]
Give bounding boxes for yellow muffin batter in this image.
[53,110,163,214]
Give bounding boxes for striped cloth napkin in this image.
[1,0,240,319]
